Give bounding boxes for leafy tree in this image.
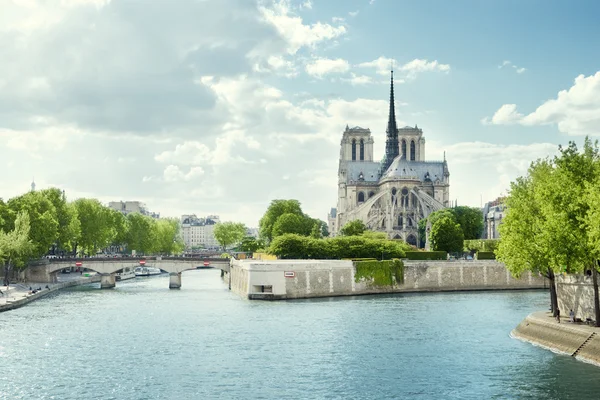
[108,209,129,250]
[126,212,156,255]
[240,236,261,252]
[214,222,247,250]
[310,223,322,239]
[0,212,33,286]
[316,219,329,237]
[152,218,183,255]
[8,191,59,258]
[73,198,115,255]
[0,198,14,233]
[430,216,464,253]
[259,200,304,242]
[272,213,308,238]
[340,219,367,236]
[40,188,80,253]
[452,206,484,240]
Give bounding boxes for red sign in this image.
[75,262,82,267]
[139,260,146,265]
[284,271,295,278]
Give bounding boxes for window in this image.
[360,139,365,161]
[401,188,409,207]
[351,139,356,160]
[358,192,365,203]
[368,191,375,198]
[410,140,416,161]
[401,140,407,159]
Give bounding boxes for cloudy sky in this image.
[2,0,600,227]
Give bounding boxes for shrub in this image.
[476,251,496,260]
[464,239,500,253]
[404,251,447,260]
[354,259,404,287]
[268,233,411,260]
[220,253,230,258]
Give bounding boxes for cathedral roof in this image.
[345,161,381,183]
[381,156,446,183]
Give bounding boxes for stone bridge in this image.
[25,257,231,289]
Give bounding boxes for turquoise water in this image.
[2,269,600,399]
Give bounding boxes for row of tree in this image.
[497,138,600,324]
[259,200,328,244]
[0,188,184,284]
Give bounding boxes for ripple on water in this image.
[1,270,600,399]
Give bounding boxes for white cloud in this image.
[332,16,345,23]
[358,57,450,79]
[498,60,527,74]
[427,140,559,207]
[163,165,205,182]
[348,10,359,17]
[259,0,346,54]
[305,58,350,78]
[484,71,600,136]
[342,73,373,85]
[300,0,313,9]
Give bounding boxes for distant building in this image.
[327,208,337,237]
[246,228,259,238]
[108,201,160,218]
[482,197,506,239]
[180,215,220,250]
[329,71,450,246]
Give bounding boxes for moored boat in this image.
[134,266,162,277]
[116,267,136,281]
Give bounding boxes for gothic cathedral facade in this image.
[328,71,450,246]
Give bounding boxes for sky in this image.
[1,0,600,227]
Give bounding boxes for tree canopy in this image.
[340,219,367,236]
[430,216,464,253]
[214,222,247,250]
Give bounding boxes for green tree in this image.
[8,191,59,258]
[152,218,183,255]
[259,200,304,242]
[213,222,247,250]
[40,188,80,253]
[430,216,463,253]
[340,219,367,236]
[126,213,156,255]
[73,198,114,255]
[272,213,308,238]
[452,206,484,240]
[240,236,261,252]
[0,211,33,286]
[310,223,322,239]
[108,209,129,250]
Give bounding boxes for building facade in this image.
[329,71,450,246]
[108,201,160,218]
[482,197,506,239]
[180,215,220,250]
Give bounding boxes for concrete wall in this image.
[556,274,597,322]
[229,259,547,300]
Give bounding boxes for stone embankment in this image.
[512,311,600,366]
[0,275,101,313]
[227,259,548,300]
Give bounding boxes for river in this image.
[1,268,600,399]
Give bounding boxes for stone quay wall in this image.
[513,311,600,366]
[556,274,598,322]
[228,259,547,300]
[0,275,101,313]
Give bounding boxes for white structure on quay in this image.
[329,71,450,246]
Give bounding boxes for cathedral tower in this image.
[380,70,399,175]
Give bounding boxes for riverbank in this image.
[0,275,101,313]
[512,311,600,366]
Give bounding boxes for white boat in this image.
[116,267,136,281]
[134,266,162,277]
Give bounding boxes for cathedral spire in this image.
[380,69,400,176]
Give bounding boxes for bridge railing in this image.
[39,256,231,263]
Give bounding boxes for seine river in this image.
[2,269,600,399]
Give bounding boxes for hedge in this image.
[404,251,447,260]
[464,239,499,252]
[354,259,404,287]
[268,233,412,260]
[476,251,496,260]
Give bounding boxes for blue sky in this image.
[1,0,599,226]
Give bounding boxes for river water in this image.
[1,269,600,399]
